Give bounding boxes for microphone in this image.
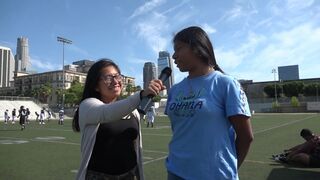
[138,67,172,115]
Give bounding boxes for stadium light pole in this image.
[272,68,278,104]
[316,84,319,102]
[57,36,72,111]
[279,79,284,98]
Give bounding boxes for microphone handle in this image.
[137,95,153,115]
[138,71,170,115]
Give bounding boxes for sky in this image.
[1,0,320,87]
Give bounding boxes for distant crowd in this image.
[3,106,65,130]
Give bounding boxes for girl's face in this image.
[96,65,123,103]
[172,41,201,72]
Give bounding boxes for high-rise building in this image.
[157,51,174,94]
[15,37,30,72]
[0,46,15,87]
[143,62,157,89]
[278,65,299,81]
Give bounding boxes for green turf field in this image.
[1,114,320,180]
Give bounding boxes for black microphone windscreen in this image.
[159,67,172,81]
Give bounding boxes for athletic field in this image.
[1,113,320,180]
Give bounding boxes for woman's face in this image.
[172,41,201,72]
[96,65,123,103]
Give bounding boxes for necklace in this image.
[186,70,214,98]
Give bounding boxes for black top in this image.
[87,115,139,175]
[19,109,27,120]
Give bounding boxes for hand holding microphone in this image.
[140,79,166,97]
[138,67,172,114]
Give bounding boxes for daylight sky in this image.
[1,0,320,86]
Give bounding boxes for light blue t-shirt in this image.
[165,71,251,180]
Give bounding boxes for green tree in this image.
[39,83,52,103]
[283,81,304,97]
[291,96,300,107]
[125,84,134,95]
[65,80,84,105]
[303,83,320,96]
[272,101,280,108]
[263,84,281,98]
[153,95,161,102]
[65,92,78,106]
[31,87,40,98]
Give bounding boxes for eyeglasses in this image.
[101,74,124,84]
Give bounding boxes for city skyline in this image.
[1,0,320,87]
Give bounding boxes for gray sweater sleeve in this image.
[79,92,141,131]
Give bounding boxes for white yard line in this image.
[253,115,318,135]
[244,159,271,164]
[144,150,168,154]
[143,155,167,165]
[143,133,171,137]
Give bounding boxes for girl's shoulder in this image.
[212,71,240,87]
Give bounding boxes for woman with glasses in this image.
[73,59,165,180]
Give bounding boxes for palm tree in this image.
[39,83,52,103]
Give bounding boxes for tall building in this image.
[15,37,30,72]
[278,65,299,81]
[157,51,174,94]
[143,62,157,89]
[0,46,15,87]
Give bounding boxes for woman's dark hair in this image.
[72,58,121,132]
[173,26,224,73]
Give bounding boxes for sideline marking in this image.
[244,159,271,164]
[143,133,171,137]
[142,126,171,130]
[144,150,168,154]
[144,156,153,160]
[253,115,318,135]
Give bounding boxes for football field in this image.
[1,113,320,180]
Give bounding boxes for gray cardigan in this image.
[75,93,144,180]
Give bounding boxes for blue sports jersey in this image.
[165,71,251,180]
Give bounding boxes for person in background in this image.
[72,59,165,180]
[11,108,16,124]
[165,26,253,180]
[26,108,30,124]
[58,108,64,125]
[146,105,156,128]
[274,128,320,167]
[35,111,39,121]
[47,110,52,121]
[4,109,10,124]
[40,107,46,125]
[18,106,27,130]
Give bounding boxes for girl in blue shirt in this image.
[165,26,254,180]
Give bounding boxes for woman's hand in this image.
[141,79,166,97]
